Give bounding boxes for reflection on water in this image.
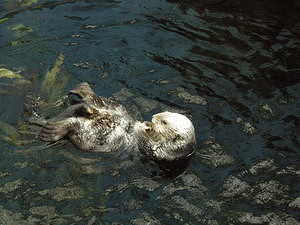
[0,0,299,224]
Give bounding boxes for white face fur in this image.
[136,111,196,161]
[151,112,195,140]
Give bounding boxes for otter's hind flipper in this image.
[39,120,71,142]
[69,82,113,108]
[38,102,95,143]
[69,82,95,100]
[53,103,94,121]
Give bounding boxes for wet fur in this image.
[37,82,196,161]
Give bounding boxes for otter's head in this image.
[138,112,196,161]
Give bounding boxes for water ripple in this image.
[0,0,299,224]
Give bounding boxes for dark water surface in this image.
[0,0,299,224]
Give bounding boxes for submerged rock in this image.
[219,176,291,208]
[0,172,11,178]
[86,216,97,225]
[133,97,159,114]
[249,158,277,176]
[228,211,300,225]
[60,151,101,164]
[131,212,161,225]
[151,79,170,84]
[236,118,258,135]
[172,87,207,105]
[219,176,252,199]
[198,137,235,169]
[123,199,143,211]
[0,179,27,194]
[132,177,161,192]
[29,206,58,217]
[252,180,289,205]
[14,161,30,169]
[259,104,277,119]
[172,195,204,216]
[28,210,69,225]
[165,195,219,225]
[38,183,84,201]
[276,165,300,178]
[73,165,103,175]
[0,206,28,225]
[81,206,108,217]
[241,122,257,135]
[162,173,207,197]
[158,172,219,225]
[113,88,135,103]
[289,197,300,209]
[104,183,130,196]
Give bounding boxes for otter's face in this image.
[140,112,196,161]
[151,112,195,140]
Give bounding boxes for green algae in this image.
[0,68,23,79]
[42,53,65,88]
[0,18,9,24]
[41,53,70,104]
[18,0,39,7]
[10,24,33,41]
[0,121,20,139]
[42,53,65,89]
[11,24,32,32]
[0,121,34,146]
[0,68,31,87]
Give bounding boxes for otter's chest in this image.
[68,110,133,152]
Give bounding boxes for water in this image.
[0,0,299,224]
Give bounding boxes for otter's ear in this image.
[69,82,94,99]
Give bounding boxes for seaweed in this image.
[18,0,39,7]
[0,121,34,145]
[41,53,70,103]
[0,68,23,79]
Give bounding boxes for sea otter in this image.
[37,82,196,164]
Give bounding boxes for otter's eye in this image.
[161,120,167,125]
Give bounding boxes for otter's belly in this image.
[66,117,129,153]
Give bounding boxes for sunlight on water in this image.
[0,0,299,224]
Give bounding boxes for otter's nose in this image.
[144,121,153,132]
